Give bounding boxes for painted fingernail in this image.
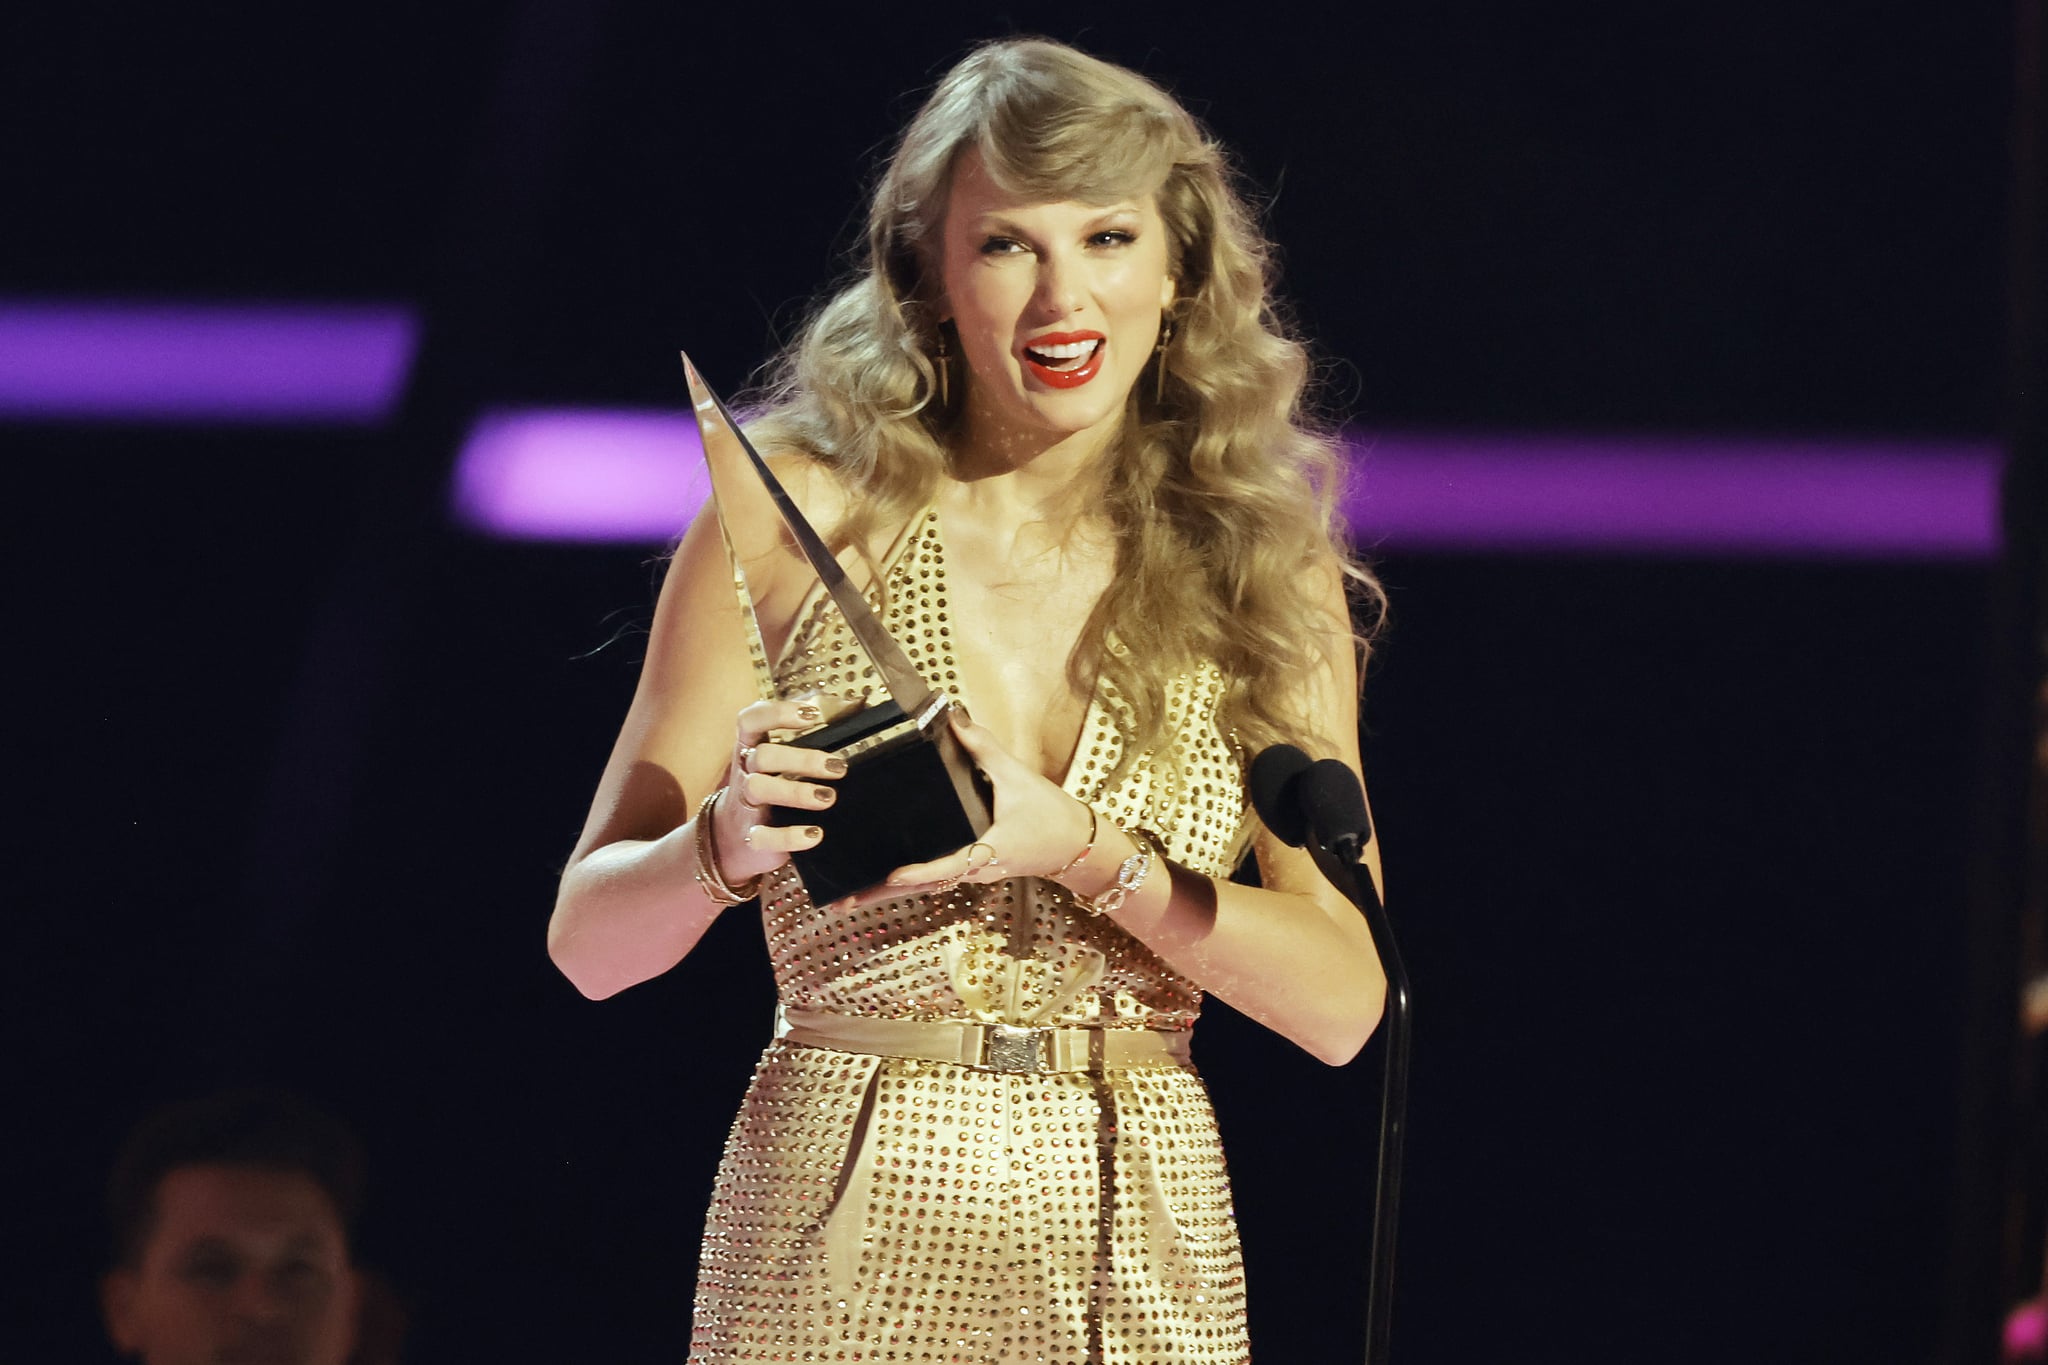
[824,757,848,776]
[796,703,822,723]
[804,826,822,840]
[813,786,836,804]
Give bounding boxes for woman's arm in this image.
[546,460,847,1000]
[895,564,1386,1064]
[1078,560,1384,1063]
[1073,788,1387,1068]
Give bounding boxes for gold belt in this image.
[775,1005,1192,1075]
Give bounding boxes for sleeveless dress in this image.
[688,508,1254,1364]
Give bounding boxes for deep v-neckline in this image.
[924,506,1105,797]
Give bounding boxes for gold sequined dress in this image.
[689,509,1253,1364]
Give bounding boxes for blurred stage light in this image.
[1345,432,1999,558]
[452,408,709,542]
[450,408,2000,559]
[0,300,418,423]
[2008,1302,2048,1358]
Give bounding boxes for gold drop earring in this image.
[1152,318,1175,404]
[934,326,951,408]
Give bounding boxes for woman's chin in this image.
[969,383,1134,453]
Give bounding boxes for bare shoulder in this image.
[747,446,914,584]
[761,448,853,534]
[1275,550,1365,764]
[716,443,857,555]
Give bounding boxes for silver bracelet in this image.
[1071,836,1154,918]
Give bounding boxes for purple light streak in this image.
[0,300,418,423]
[453,408,710,542]
[450,408,2003,559]
[1345,431,2001,558]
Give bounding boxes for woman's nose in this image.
[1031,250,1085,318]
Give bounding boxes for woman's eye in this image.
[1090,230,1136,248]
[978,236,1024,256]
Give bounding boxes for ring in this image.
[736,743,757,772]
[965,842,1000,873]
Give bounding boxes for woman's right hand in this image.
[708,696,847,887]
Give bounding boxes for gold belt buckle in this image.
[981,1024,1047,1073]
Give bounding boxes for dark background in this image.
[1,2,2017,1361]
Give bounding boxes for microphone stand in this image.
[1306,833,1412,1365]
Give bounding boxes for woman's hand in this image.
[709,696,847,887]
[845,710,1095,905]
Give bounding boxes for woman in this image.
[548,38,1387,1363]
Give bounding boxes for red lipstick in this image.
[1021,330,1106,389]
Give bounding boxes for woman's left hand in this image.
[830,710,1095,909]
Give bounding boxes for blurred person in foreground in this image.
[100,1092,365,1365]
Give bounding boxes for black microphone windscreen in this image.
[1249,745,1313,847]
[1303,758,1373,848]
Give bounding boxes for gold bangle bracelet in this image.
[693,788,764,906]
[1046,801,1098,880]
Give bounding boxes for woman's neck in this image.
[947,408,1120,526]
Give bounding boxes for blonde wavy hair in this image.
[747,37,1383,772]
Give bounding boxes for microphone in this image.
[1249,743,1314,847]
[1249,742,1406,1365]
[1303,757,1373,858]
[1250,744,1372,857]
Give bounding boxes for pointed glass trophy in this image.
[683,355,991,904]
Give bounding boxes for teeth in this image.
[1027,339,1099,361]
